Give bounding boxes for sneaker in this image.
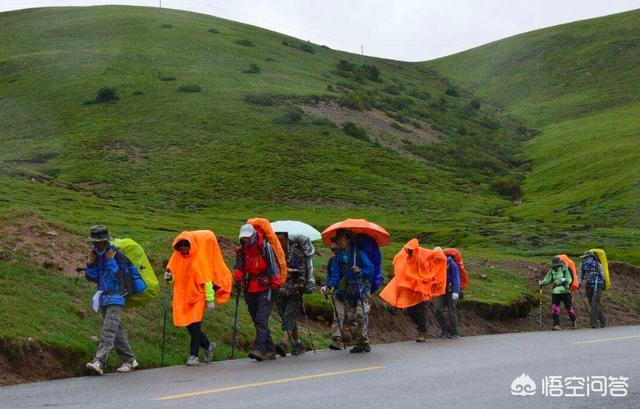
[350,342,371,353]
[416,333,426,342]
[447,334,460,339]
[186,355,200,366]
[116,359,139,373]
[205,342,217,363]
[263,351,277,360]
[329,338,343,350]
[274,342,288,357]
[570,321,577,330]
[85,360,104,376]
[552,325,561,331]
[361,342,371,352]
[248,350,265,361]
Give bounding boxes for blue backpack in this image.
[355,234,383,293]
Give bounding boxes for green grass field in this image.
[0,5,637,376]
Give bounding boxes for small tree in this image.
[95,87,119,103]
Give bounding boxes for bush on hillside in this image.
[490,176,522,200]
[470,98,481,109]
[245,93,274,106]
[339,91,372,111]
[161,24,173,29]
[95,87,119,103]
[243,64,261,74]
[342,121,368,141]
[177,85,202,93]
[273,106,304,124]
[159,75,176,81]
[445,87,460,97]
[208,28,220,34]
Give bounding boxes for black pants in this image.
[434,293,458,336]
[406,301,428,333]
[246,290,275,353]
[186,322,210,357]
[586,286,607,327]
[551,293,576,326]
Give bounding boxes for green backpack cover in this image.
[112,238,160,307]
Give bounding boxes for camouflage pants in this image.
[94,305,135,366]
[332,296,370,345]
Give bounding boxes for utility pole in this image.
[159,0,162,8]
[361,44,364,64]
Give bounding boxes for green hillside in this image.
[425,9,640,261]
[0,6,638,381]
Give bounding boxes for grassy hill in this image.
[425,9,640,261]
[0,6,638,382]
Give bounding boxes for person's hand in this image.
[352,265,362,274]
[164,270,173,282]
[105,248,116,259]
[451,292,459,301]
[560,277,566,283]
[321,286,333,295]
[287,267,299,274]
[87,252,97,265]
[538,280,544,287]
[206,301,216,311]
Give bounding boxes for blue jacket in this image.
[326,245,374,301]
[446,256,461,294]
[579,257,605,288]
[85,244,131,306]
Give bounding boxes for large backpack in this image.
[355,234,383,293]
[556,254,579,292]
[112,238,160,308]
[247,218,288,283]
[589,248,611,291]
[443,248,468,290]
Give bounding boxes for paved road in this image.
[1,326,639,409]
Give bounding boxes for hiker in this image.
[165,230,231,366]
[324,246,348,349]
[539,256,577,330]
[433,247,461,339]
[321,229,374,353]
[274,232,316,356]
[84,225,138,376]
[233,224,281,361]
[579,251,607,328]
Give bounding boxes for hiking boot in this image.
[274,342,289,357]
[186,355,200,366]
[350,342,371,353]
[361,342,371,352]
[263,351,277,360]
[248,350,265,361]
[205,341,217,363]
[85,360,104,376]
[447,334,460,339]
[416,334,426,343]
[116,359,138,373]
[552,325,561,331]
[329,338,343,350]
[570,321,577,330]
[293,341,305,355]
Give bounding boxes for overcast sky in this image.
[1,0,639,61]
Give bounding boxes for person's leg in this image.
[586,287,598,327]
[112,319,135,364]
[563,293,577,325]
[433,295,448,335]
[408,302,428,334]
[254,290,274,353]
[186,322,202,357]
[595,287,607,327]
[245,292,259,349]
[94,305,124,367]
[447,295,459,337]
[331,298,347,341]
[352,296,371,347]
[551,294,561,328]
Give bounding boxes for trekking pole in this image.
[230,283,241,358]
[161,280,170,367]
[326,290,347,348]
[579,287,591,316]
[299,296,316,354]
[273,295,297,356]
[538,287,543,329]
[590,276,599,324]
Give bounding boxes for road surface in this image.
[1,325,639,408]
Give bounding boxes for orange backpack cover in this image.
[247,218,288,283]
[557,254,579,291]
[443,248,468,290]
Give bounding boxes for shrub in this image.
[469,98,481,109]
[326,84,334,92]
[490,176,522,200]
[161,24,173,29]
[339,92,372,111]
[159,75,176,81]
[445,87,460,97]
[342,121,368,141]
[208,28,220,34]
[95,87,118,103]
[378,96,413,111]
[391,122,411,133]
[383,85,401,95]
[311,117,337,127]
[265,56,276,62]
[235,39,254,47]
[337,59,356,72]
[359,65,381,82]
[177,85,202,93]
[243,64,261,74]
[244,93,274,106]
[298,43,315,54]
[273,107,304,124]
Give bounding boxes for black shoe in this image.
[293,342,305,355]
[361,342,371,352]
[274,342,288,357]
[350,343,371,353]
[248,350,265,361]
[329,338,343,350]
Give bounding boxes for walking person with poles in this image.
[579,251,607,328]
[165,230,231,366]
[539,256,576,331]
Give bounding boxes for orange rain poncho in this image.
[557,254,579,292]
[379,239,447,308]
[167,230,232,327]
[247,217,288,283]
